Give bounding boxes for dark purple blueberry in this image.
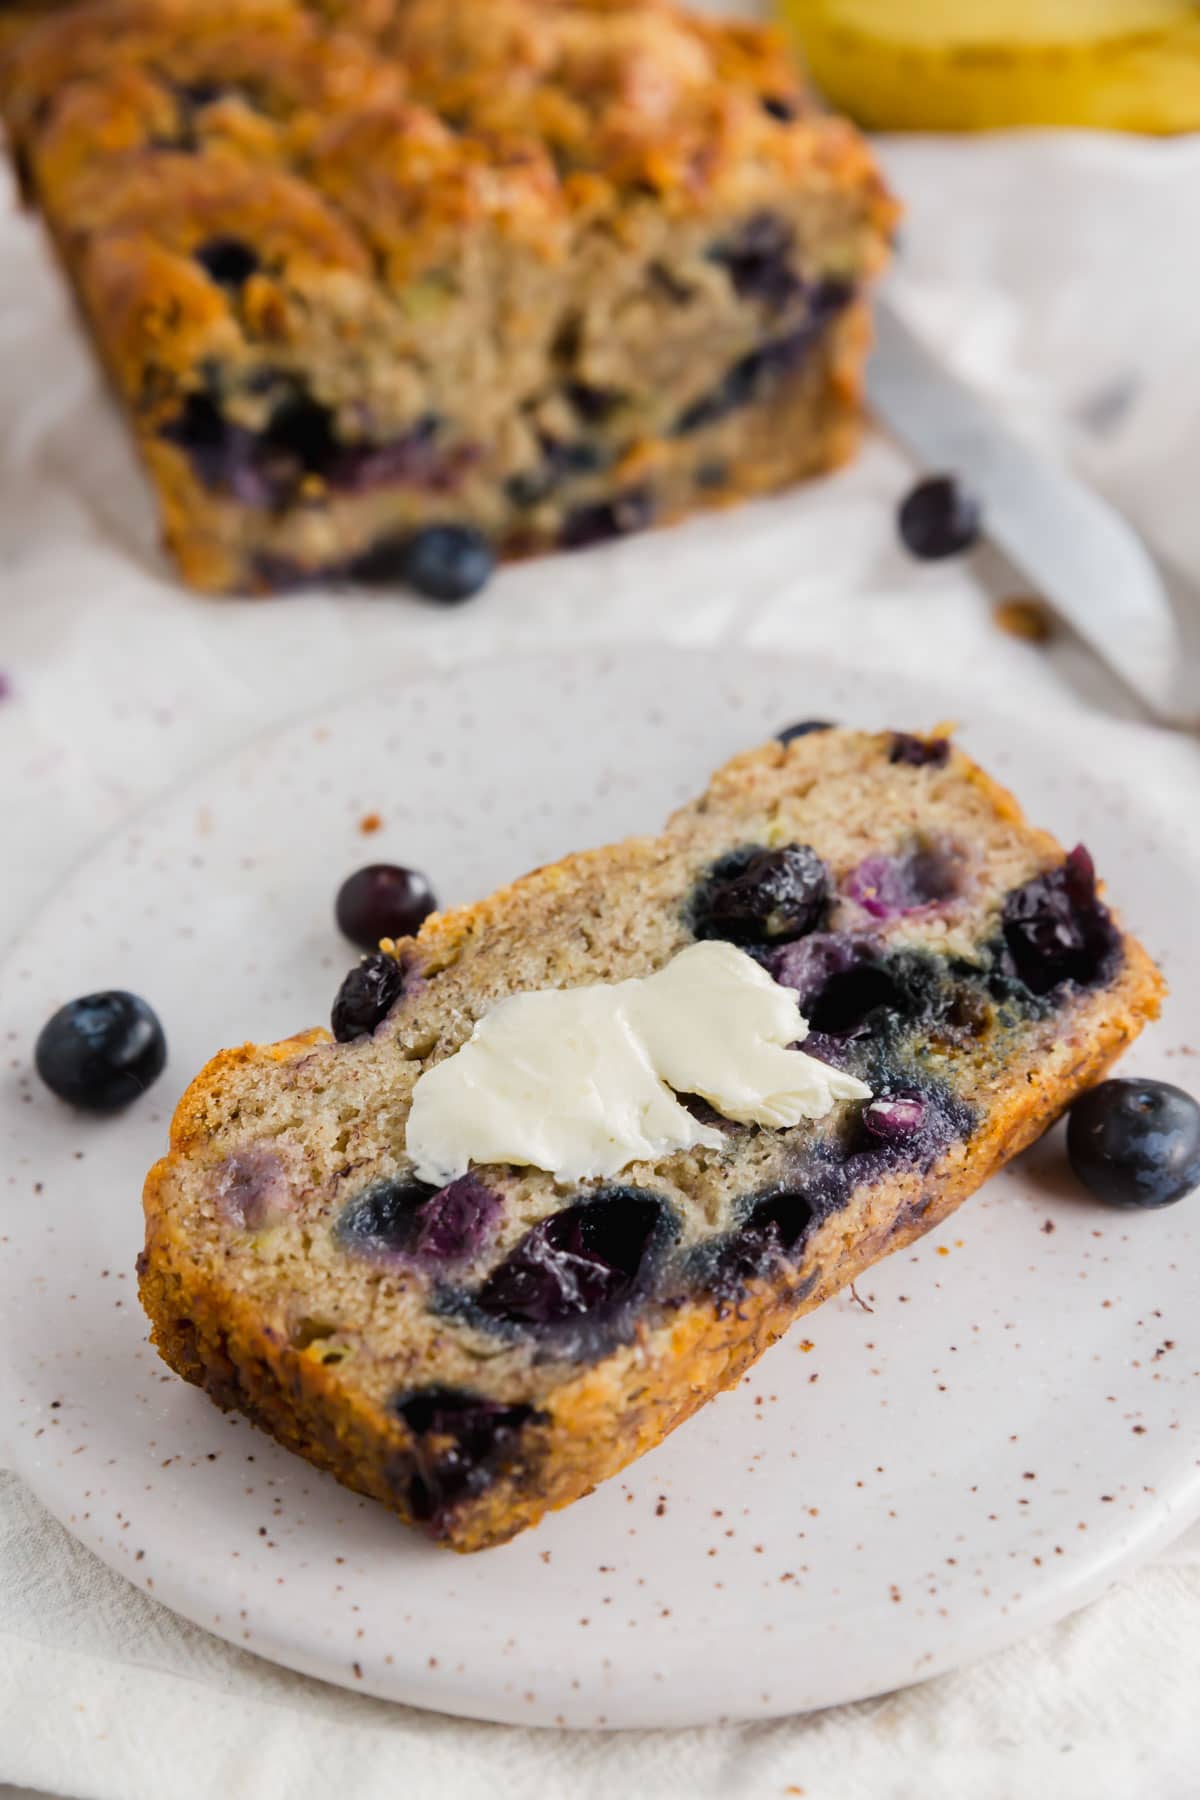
[715,1187,815,1293]
[777,719,834,743]
[768,931,880,1012]
[565,381,623,424]
[335,863,436,952]
[673,298,852,436]
[805,961,905,1038]
[709,211,801,309]
[692,843,831,946]
[898,474,981,560]
[262,393,338,472]
[842,839,963,919]
[337,1179,434,1258]
[1067,1079,1200,1210]
[34,991,166,1112]
[473,1190,672,1333]
[561,488,655,549]
[332,416,468,499]
[337,1174,499,1266]
[761,94,799,122]
[391,1387,541,1525]
[1001,845,1119,996]
[400,524,494,602]
[888,733,950,769]
[411,1175,501,1263]
[863,1090,927,1140]
[160,393,269,504]
[330,951,405,1042]
[194,236,259,291]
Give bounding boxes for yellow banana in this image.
[779,0,1200,131]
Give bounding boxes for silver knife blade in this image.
[867,298,1195,730]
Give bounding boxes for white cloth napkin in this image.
[3,114,1200,1800]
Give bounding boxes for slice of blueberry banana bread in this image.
[139,726,1163,1550]
[0,0,895,594]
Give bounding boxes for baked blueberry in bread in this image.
[139,728,1163,1549]
[1,0,895,593]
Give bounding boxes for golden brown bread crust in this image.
[1,0,895,592]
[138,732,1163,1551]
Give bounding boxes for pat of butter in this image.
[405,940,871,1186]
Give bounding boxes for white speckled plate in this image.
[1,647,1197,1730]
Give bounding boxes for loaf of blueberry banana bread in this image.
[0,0,895,594]
[139,725,1163,1550]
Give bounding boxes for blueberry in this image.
[709,211,801,309]
[692,843,831,946]
[561,488,654,549]
[330,950,405,1042]
[473,1190,671,1333]
[673,298,851,436]
[336,1174,499,1265]
[761,94,799,122]
[888,733,950,769]
[337,1179,435,1257]
[1067,1079,1200,1209]
[391,1387,541,1525]
[777,719,834,743]
[768,931,880,1011]
[842,840,963,918]
[216,1148,290,1229]
[35,991,166,1112]
[805,961,905,1037]
[898,474,981,560]
[715,1187,816,1292]
[863,1090,927,1139]
[194,236,259,291]
[399,524,493,602]
[411,1176,501,1264]
[1001,845,1118,996]
[335,863,436,952]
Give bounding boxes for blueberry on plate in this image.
[402,524,494,602]
[35,991,166,1112]
[1066,1078,1200,1209]
[336,863,436,952]
[898,474,981,561]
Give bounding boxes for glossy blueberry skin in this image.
[898,474,981,560]
[330,951,404,1042]
[1067,1079,1200,1209]
[401,525,494,602]
[335,863,436,952]
[692,843,831,946]
[35,991,166,1112]
[471,1190,672,1338]
[1001,845,1117,996]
